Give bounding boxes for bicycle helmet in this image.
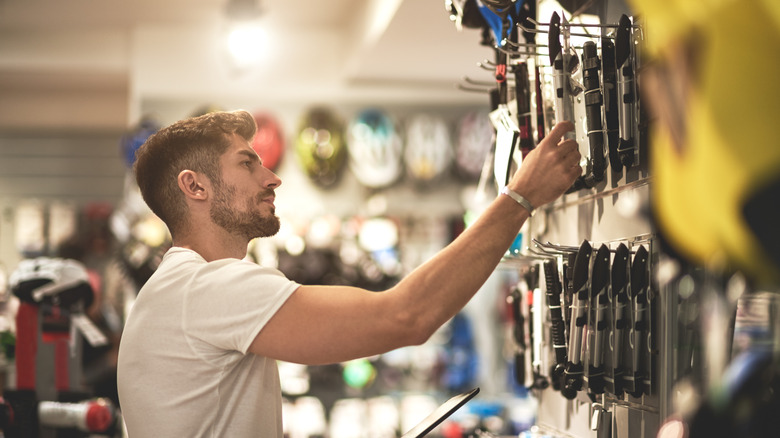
[455,110,494,180]
[294,107,347,189]
[120,117,160,168]
[251,112,285,172]
[347,109,403,189]
[403,113,453,186]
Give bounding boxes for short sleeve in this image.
[182,258,299,354]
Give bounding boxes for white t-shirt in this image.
[117,247,299,437]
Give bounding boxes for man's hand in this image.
[508,121,582,208]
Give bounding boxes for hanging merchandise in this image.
[547,12,586,194]
[561,240,590,400]
[120,117,161,169]
[584,245,610,397]
[446,0,490,30]
[346,109,403,189]
[543,259,567,392]
[403,113,453,186]
[477,0,527,46]
[454,111,494,181]
[614,15,638,170]
[607,243,630,397]
[513,62,536,159]
[294,106,348,189]
[630,0,780,285]
[601,36,621,174]
[251,112,285,172]
[580,41,606,186]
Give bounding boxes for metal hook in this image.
[525,246,560,260]
[506,249,557,262]
[538,240,581,253]
[517,22,547,35]
[494,43,544,57]
[455,83,494,94]
[521,18,613,39]
[462,76,495,87]
[527,17,641,30]
[502,39,547,49]
[534,238,645,255]
[477,60,496,71]
[531,239,575,255]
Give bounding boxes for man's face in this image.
[209,134,281,240]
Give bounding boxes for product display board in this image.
[448,0,780,436]
[451,0,660,436]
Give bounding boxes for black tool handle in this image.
[581,41,605,185]
[601,37,620,172]
[544,260,567,390]
[588,292,610,395]
[616,15,635,168]
[563,290,588,399]
[514,62,535,158]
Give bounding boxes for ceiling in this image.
[0,0,498,131]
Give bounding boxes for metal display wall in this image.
[452,0,661,436]
[453,0,780,434]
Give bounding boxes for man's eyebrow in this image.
[237,149,261,163]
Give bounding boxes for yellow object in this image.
[631,0,780,285]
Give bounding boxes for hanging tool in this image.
[601,36,621,173]
[515,62,536,158]
[544,259,568,391]
[563,252,576,344]
[615,14,636,168]
[484,3,516,189]
[549,12,580,141]
[549,12,587,193]
[509,284,528,387]
[581,40,606,186]
[607,243,629,396]
[562,240,592,399]
[587,244,610,396]
[526,266,549,390]
[626,245,649,397]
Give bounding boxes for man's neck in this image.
[173,223,248,262]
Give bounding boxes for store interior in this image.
[1,0,779,437]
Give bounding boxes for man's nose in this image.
[261,167,282,189]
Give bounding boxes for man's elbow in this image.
[391,309,439,347]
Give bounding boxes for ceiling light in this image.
[226,23,267,66]
[223,0,267,69]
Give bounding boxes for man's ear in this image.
[177,170,209,201]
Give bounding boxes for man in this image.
[117,110,580,437]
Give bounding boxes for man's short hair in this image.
[133,110,257,236]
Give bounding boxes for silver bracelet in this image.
[501,186,535,216]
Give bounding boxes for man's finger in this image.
[558,139,579,154]
[544,121,575,146]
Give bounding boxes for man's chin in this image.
[251,216,281,239]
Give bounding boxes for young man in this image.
[117,110,580,437]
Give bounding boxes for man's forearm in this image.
[390,192,530,340]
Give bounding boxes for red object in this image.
[54,340,70,391]
[16,303,38,390]
[85,401,113,432]
[252,112,285,171]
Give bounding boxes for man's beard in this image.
[210,179,280,240]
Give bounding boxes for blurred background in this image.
[1,0,779,437]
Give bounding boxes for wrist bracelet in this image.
[501,186,535,216]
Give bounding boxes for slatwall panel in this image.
[0,132,127,268]
[0,133,126,202]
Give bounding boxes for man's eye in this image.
[243,161,252,167]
